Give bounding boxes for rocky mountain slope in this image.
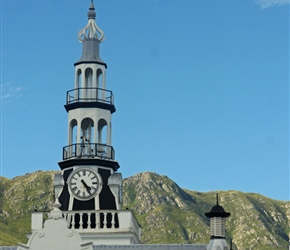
[0,171,289,250]
[0,171,55,245]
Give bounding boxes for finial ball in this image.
[88,1,96,19]
[88,9,96,19]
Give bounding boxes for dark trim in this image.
[58,158,120,171]
[74,61,107,68]
[205,211,231,218]
[210,236,226,239]
[64,102,116,113]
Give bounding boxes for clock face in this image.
[68,168,100,201]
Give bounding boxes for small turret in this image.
[205,194,231,250]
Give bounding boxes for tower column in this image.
[108,122,112,146]
[92,70,97,88]
[77,123,82,144]
[102,70,106,90]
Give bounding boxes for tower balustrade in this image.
[66,87,114,105]
[63,143,115,160]
[31,209,141,239]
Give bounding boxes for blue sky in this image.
[1,0,289,201]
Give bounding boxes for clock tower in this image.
[54,2,140,244]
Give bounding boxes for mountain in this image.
[123,172,290,249]
[0,171,289,250]
[0,171,55,245]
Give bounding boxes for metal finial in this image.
[216,193,219,205]
[78,0,105,42]
[88,0,96,20]
[89,0,94,11]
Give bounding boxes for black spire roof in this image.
[205,194,231,218]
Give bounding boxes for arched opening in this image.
[84,68,93,100]
[80,118,94,157]
[97,119,108,158]
[76,69,82,89]
[75,69,82,102]
[85,68,93,88]
[81,118,94,143]
[98,119,107,144]
[70,119,78,145]
[68,119,78,159]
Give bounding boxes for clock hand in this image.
[81,179,91,195]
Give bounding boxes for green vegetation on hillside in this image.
[0,171,289,250]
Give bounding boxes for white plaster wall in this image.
[206,239,229,250]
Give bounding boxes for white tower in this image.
[58,0,119,212]
[54,1,141,244]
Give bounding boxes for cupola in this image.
[205,194,231,250]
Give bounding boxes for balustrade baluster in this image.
[103,212,107,228]
[87,213,91,229]
[111,212,115,228]
[79,213,83,229]
[71,214,75,229]
[96,212,100,228]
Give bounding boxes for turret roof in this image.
[75,0,106,66]
[205,194,231,218]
